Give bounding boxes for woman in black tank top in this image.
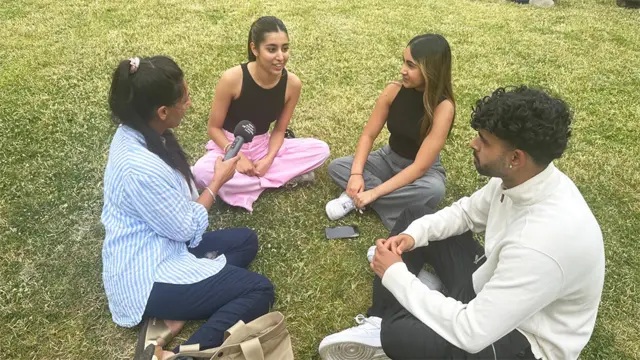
[326,34,455,231]
[192,17,329,211]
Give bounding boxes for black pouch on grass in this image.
[284,128,295,138]
[618,0,640,8]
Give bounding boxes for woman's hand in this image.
[236,153,258,177]
[211,156,240,189]
[346,174,365,198]
[353,189,379,209]
[253,157,274,177]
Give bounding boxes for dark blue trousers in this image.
[143,228,274,352]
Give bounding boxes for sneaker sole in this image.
[319,342,390,360]
[284,179,315,189]
[325,202,356,221]
[285,172,316,189]
[325,204,346,221]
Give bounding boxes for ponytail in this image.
[247,28,257,61]
[108,56,194,188]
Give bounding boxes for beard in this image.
[473,152,509,178]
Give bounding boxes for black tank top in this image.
[223,63,288,135]
[387,85,428,160]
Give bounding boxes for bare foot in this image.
[151,345,164,360]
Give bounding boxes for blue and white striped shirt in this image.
[101,125,226,327]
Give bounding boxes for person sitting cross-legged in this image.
[318,86,605,360]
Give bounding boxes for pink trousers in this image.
[192,130,330,211]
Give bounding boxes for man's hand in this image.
[370,238,404,278]
[385,234,416,255]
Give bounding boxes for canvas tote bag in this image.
[167,312,294,360]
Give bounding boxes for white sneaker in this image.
[367,245,443,291]
[318,315,389,360]
[530,0,555,7]
[326,192,356,220]
[367,245,376,263]
[417,269,444,291]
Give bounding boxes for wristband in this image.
[350,173,363,177]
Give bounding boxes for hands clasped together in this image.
[369,234,416,278]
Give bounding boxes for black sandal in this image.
[135,317,174,359]
[134,344,160,360]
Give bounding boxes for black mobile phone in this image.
[325,225,360,240]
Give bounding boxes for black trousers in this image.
[367,205,538,360]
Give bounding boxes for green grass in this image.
[1,0,639,358]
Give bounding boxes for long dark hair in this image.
[247,16,288,61]
[407,34,456,140]
[108,55,194,188]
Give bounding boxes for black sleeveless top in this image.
[387,86,428,160]
[223,63,288,135]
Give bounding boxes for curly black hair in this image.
[470,86,573,166]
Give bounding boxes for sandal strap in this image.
[144,318,174,346]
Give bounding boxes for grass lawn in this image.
[1,0,639,358]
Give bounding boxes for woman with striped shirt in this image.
[102,56,274,360]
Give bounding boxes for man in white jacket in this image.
[319,86,605,360]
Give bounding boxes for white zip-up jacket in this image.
[383,163,605,360]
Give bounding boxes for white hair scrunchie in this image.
[129,57,140,74]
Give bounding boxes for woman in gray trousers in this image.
[326,34,455,230]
